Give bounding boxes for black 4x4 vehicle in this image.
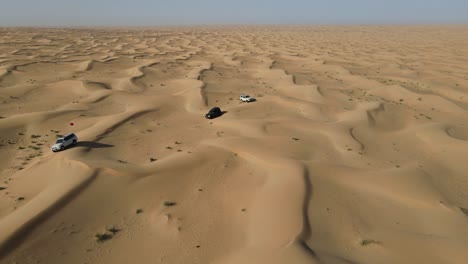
[205,107,223,119]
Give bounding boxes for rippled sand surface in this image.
[1,26,468,264]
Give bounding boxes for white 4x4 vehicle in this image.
[52,133,78,152]
[240,94,256,102]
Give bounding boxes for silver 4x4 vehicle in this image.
[52,133,78,152]
[240,94,256,102]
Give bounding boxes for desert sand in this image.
[1,26,468,264]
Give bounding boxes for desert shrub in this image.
[95,233,112,242]
[361,239,380,246]
[164,201,176,207]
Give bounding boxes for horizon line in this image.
[2,22,468,29]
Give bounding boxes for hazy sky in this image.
[1,0,467,26]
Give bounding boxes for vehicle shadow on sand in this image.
[72,141,114,150]
[214,111,228,119]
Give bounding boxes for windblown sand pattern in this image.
[1,26,468,264]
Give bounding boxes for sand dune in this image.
[1,26,468,264]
